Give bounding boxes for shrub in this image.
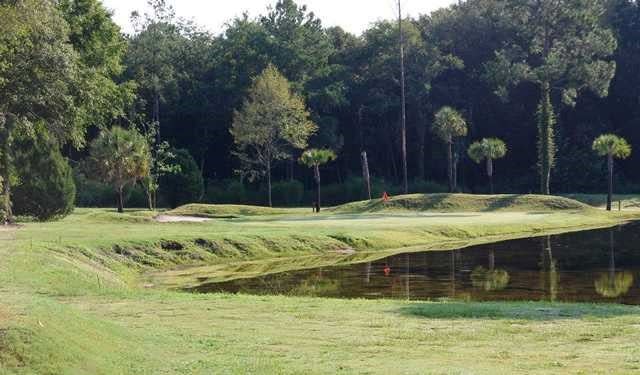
[12,131,75,220]
[205,179,248,204]
[160,148,204,208]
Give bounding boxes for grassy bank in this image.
[2,194,640,374]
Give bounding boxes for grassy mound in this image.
[331,193,591,213]
[166,204,300,218]
[169,194,591,218]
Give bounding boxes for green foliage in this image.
[12,129,75,221]
[592,134,632,159]
[432,106,467,143]
[88,126,151,212]
[58,0,133,130]
[468,138,507,163]
[159,148,204,208]
[299,149,337,169]
[271,180,305,207]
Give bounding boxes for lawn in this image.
[2,194,640,374]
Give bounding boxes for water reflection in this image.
[191,223,640,304]
[594,229,634,298]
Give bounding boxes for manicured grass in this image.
[2,194,640,374]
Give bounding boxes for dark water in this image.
[192,222,640,304]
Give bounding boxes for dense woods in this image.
[2,0,640,217]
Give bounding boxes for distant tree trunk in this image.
[314,164,321,212]
[398,0,408,195]
[388,135,398,182]
[607,153,613,211]
[267,159,272,207]
[447,139,454,193]
[117,186,124,213]
[487,157,494,194]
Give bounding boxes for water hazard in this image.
[191,222,640,304]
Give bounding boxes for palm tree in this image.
[432,107,467,192]
[89,127,151,213]
[592,134,632,211]
[468,138,507,194]
[299,149,336,212]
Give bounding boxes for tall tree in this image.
[299,149,336,212]
[432,107,467,192]
[89,126,151,213]
[126,0,181,143]
[231,65,317,207]
[0,0,85,223]
[592,134,631,211]
[483,0,617,194]
[468,138,508,194]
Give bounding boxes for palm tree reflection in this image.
[595,229,634,298]
[471,250,509,291]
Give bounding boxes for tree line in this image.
[1,0,639,221]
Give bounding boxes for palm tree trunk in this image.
[487,158,494,194]
[607,154,613,211]
[447,140,453,193]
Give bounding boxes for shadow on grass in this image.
[398,301,640,321]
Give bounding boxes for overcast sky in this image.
[101,0,458,36]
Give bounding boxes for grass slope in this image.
[2,194,640,374]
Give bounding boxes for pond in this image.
[190,222,640,304]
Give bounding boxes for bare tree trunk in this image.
[117,186,124,213]
[314,164,321,212]
[398,0,408,195]
[267,159,272,207]
[607,154,613,211]
[361,151,372,200]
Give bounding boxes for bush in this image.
[12,131,75,220]
[271,180,304,206]
[160,148,204,208]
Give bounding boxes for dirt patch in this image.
[154,215,211,223]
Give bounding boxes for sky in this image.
[101,0,458,36]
